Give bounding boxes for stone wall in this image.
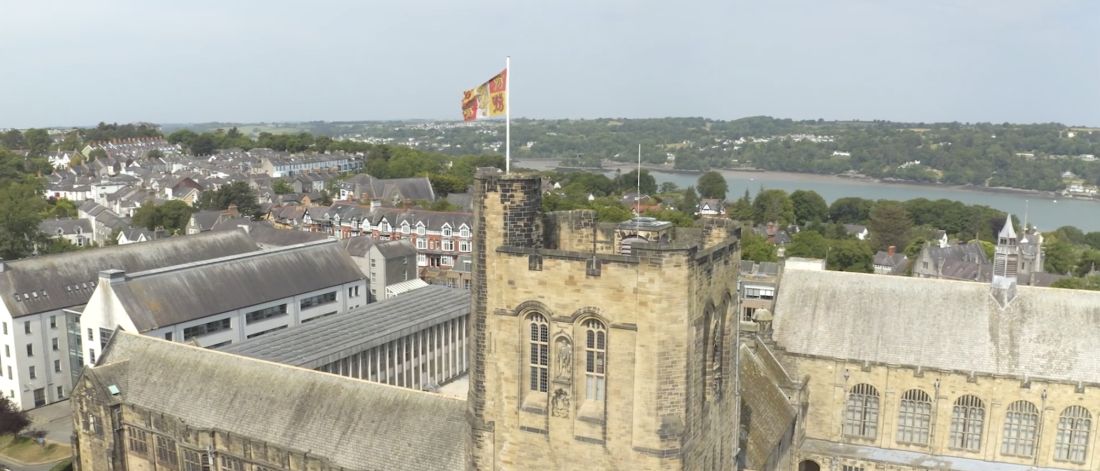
[468,172,742,471]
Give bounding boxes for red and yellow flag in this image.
[462,69,507,121]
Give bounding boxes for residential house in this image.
[338,174,436,206]
[872,245,909,275]
[0,230,260,409]
[77,201,132,245]
[211,219,329,249]
[38,217,93,248]
[185,206,240,234]
[78,240,367,359]
[912,216,1063,287]
[738,260,779,322]
[340,236,421,302]
[697,198,727,217]
[260,153,361,178]
[932,229,949,248]
[222,285,469,392]
[752,221,793,245]
[844,224,869,240]
[72,331,465,471]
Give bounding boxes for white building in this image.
[0,231,261,409]
[79,239,367,362]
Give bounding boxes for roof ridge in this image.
[124,239,335,279]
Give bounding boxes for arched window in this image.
[950,395,985,451]
[1054,406,1091,462]
[1001,400,1039,457]
[897,389,932,445]
[583,319,606,402]
[844,384,879,438]
[527,314,549,393]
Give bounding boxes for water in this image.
[520,160,1100,232]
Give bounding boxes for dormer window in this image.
[417,224,426,236]
[442,226,452,237]
[460,226,470,238]
[402,222,410,234]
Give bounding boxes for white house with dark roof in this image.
[0,230,260,409]
[38,217,93,248]
[78,240,366,362]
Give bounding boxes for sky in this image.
[1,0,1097,128]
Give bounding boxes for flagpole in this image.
[505,56,511,174]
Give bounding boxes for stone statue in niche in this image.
[555,337,572,380]
[551,388,570,418]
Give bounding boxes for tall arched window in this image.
[584,319,606,402]
[897,389,932,445]
[1001,400,1039,457]
[527,314,549,393]
[950,395,985,451]
[709,304,724,398]
[1054,406,1091,462]
[844,384,879,438]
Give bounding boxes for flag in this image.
[462,69,507,121]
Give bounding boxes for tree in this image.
[272,179,294,195]
[677,186,699,216]
[196,181,261,218]
[615,169,657,195]
[0,129,25,149]
[868,201,912,252]
[44,198,77,219]
[145,149,164,160]
[966,239,995,261]
[827,239,874,273]
[739,230,777,263]
[1074,250,1100,277]
[1043,235,1077,275]
[751,189,795,226]
[191,135,217,156]
[0,177,47,260]
[428,174,467,196]
[829,197,874,224]
[0,395,31,435]
[87,148,107,162]
[696,171,728,200]
[786,231,829,259]
[23,128,51,157]
[1051,274,1100,291]
[727,189,753,222]
[658,182,680,194]
[790,190,828,224]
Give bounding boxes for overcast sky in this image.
[1,0,1097,128]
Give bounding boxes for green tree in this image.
[752,189,795,226]
[1051,274,1100,291]
[0,177,47,260]
[828,197,874,224]
[615,169,657,195]
[739,230,777,263]
[1084,232,1100,251]
[190,134,217,156]
[42,237,83,254]
[196,181,261,218]
[965,239,995,261]
[868,201,912,252]
[696,171,728,200]
[1043,235,1077,275]
[159,200,196,233]
[786,231,829,259]
[1074,250,1100,278]
[272,179,294,195]
[677,186,699,216]
[658,182,680,194]
[790,190,828,224]
[23,128,51,157]
[44,198,77,219]
[428,174,467,196]
[146,149,164,160]
[0,395,31,435]
[87,148,107,161]
[640,209,695,227]
[828,239,874,273]
[0,129,25,149]
[727,189,753,222]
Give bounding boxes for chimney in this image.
[238,224,251,234]
[370,199,380,210]
[888,246,896,256]
[99,269,127,285]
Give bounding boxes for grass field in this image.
[0,435,72,464]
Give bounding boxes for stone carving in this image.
[555,337,572,380]
[551,388,570,418]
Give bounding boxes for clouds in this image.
[0,0,1096,127]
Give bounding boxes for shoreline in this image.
[519,158,1097,203]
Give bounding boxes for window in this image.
[459,240,471,252]
[442,256,453,266]
[401,222,410,234]
[49,316,56,329]
[460,227,470,238]
[182,449,203,471]
[54,360,61,373]
[1002,400,1039,457]
[89,348,96,363]
[26,344,32,357]
[24,322,30,334]
[527,314,549,393]
[370,259,376,268]
[1054,405,1091,462]
[463,279,471,290]
[183,318,231,340]
[164,332,173,341]
[442,240,454,252]
[1,322,6,335]
[417,225,425,236]
[300,291,337,309]
[842,466,864,471]
[220,456,242,470]
[416,238,427,250]
[743,287,774,300]
[128,427,148,455]
[584,320,607,402]
[897,389,932,445]
[417,254,427,265]
[52,337,58,351]
[56,386,63,398]
[844,384,879,438]
[245,304,288,324]
[99,328,112,349]
[442,226,452,237]
[28,366,36,379]
[246,325,288,339]
[87,328,93,341]
[950,395,985,451]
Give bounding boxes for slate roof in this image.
[106,240,364,332]
[773,267,1100,383]
[39,217,92,236]
[873,251,909,275]
[0,231,260,318]
[189,210,225,231]
[316,203,473,232]
[222,285,469,369]
[89,331,466,471]
[739,344,798,470]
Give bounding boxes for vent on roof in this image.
[14,294,20,301]
[32,292,38,298]
[108,385,120,396]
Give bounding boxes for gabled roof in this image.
[773,268,1100,383]
[0,231,260,318]
[90,331,466,471]
[106,240,364,332]
[39,217,92,236]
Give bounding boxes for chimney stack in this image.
[99,269,127,285]
[888,246,896,256]
[370,199,380,210]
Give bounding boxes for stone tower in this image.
[991,213,1018,307]
[467,171,742,471]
